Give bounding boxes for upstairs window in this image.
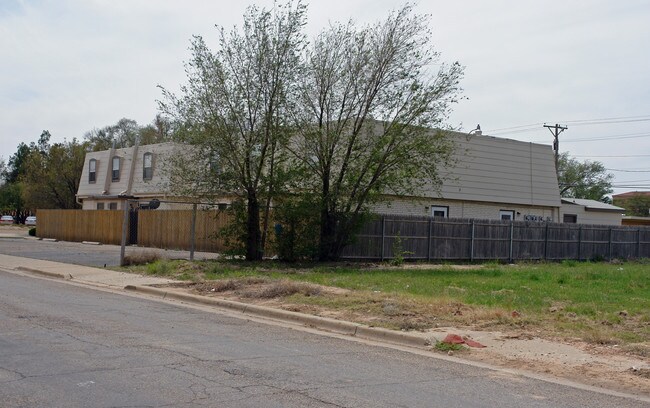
[89,159,97,183]
[143,152,153,180]
[112,156,121,181]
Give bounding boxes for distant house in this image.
[559,198,624,226]
[77,142,180,210]
[371,130,562,222]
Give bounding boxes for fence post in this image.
[509,221,514,263]
[119,200,129,266]
[638,228,642,259]
[608,227,613,260]
[470,220,475,262]
[190,203,197,261]
[427,218,432,261]
[380,216,386,261]
[577,226,582,261]
[544,223,549,261]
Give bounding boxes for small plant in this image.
[28,227,36,236]
[146,259,173,276]
[434,341,466,352]
[390,232,413,266]
[123,251,160,266]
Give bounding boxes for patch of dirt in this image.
[156,278,650,397]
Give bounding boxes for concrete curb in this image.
[124,285,429,348]
[12,264,430,349]
[16,266,70,280]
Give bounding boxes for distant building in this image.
[559,198,624,226]
[76,142,188,210]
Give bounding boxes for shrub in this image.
[123,251,160,266]
[28,228,36,236]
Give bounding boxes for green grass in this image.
[123,260,650,348]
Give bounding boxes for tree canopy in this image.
[557,152,613,203]
[160,1,308,260]
[160,2,463,260]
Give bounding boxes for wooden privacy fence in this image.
[37,209,124,245]
[339,216,650,261]
[36,210,650,261]
[137,209,231,252]
[37,208,232,252]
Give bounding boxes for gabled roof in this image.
[561,198,625,213]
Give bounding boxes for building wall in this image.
[560,204,622,226]
[77,143,184,207]
[427,131,561,208]
[371,196,558,221]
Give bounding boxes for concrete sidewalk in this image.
[0,253,176,287]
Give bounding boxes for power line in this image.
[607,168,650,173]
[556,132,650,143]
[486,114,650,136]
[573,154,650,158]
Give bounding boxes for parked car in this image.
[25,216,36,226]
[0,215,14,224]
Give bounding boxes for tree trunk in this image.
[246,189,263,261]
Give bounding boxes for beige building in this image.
[560,198,624,226]
[76,130,620,226]
[372,130,562,222]
[76,142,180,210]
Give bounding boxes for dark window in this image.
[143,152,153,180]
[563,214,577,223]
[109,202,118,210]
[431,206,449,218]
[499,210,515,221]
[89,159,97,183]
[96,203,104,210]
[112,156,121,181]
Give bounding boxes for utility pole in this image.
[544,123,568,175]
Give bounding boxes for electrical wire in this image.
[486,114,650,137]
[607,168,650,173]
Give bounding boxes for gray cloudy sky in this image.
[1,0,649,194]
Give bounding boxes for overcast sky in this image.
[1,0,649,194]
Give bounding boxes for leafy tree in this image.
[20,134,88,210]
[5,142,32,184]
[616,194,650,217]
[557,152,613,203]
[159,1,307,260]
[290,5,463,260]
[84,116,172,151]
[0,182,24,220]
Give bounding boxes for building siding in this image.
[371,197,558,221]
[560,203,622,226]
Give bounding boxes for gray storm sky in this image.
[1,0,649,194]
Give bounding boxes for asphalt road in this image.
[1,271,646,408]
[0,236,215,267]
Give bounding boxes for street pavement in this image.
[0,233,218,267]
[1,270,647,408]
[1,235,649,406]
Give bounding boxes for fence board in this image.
[37,210,123,244]
[35,210,650,261]
[342,216,650,261]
